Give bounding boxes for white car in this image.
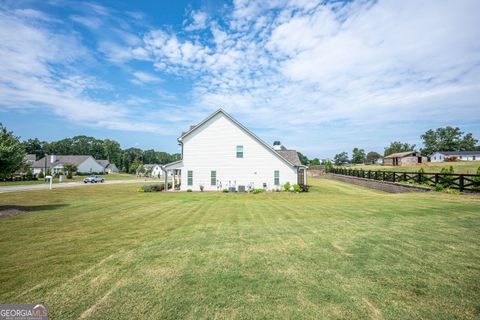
[83,175,105,183]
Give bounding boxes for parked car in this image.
[83,175,105,183]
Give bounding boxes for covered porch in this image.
[163,160,183,192]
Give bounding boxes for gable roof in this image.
[433,151,480,156]
[96,160,110,168]
[143,164,161,169]
[275,150,302,166]
[26,154,36,162]
[32,155,91,168]
[384,151,419,159]
[178,109,306,168]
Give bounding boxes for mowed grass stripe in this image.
[0,179,479,319]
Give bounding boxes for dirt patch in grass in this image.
[0,204,68,218]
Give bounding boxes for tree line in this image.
[0,123,180,178]
[332,126,479,165]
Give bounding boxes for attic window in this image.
[236,145,243,158]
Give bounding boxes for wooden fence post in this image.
[459,175,464,191]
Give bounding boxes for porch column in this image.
[164,170,168,192]
[172,170,176,191]
[304,168,308,185]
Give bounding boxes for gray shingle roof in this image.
[434,151,480,156]
[32,155,91,168]
[384,151,418,159]
[96,160,110,168]
[275,150,302,166]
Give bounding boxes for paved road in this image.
[0,179,156,193]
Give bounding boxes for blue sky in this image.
[1,0,479,158]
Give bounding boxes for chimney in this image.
[50,155,56,163]
[273,141,283,151]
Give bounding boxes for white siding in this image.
[179,112,297,191]
[77,157,105,173]
[431,152,480,162]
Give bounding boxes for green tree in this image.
[0,124,26,178]
[384,141,416,157]
[421,126,478,155]
[366,151,382,164]
[309,158,320,165]
[297,152,309,166]
[351,148,366,164]
[103,139,122,165]
[334,152,349,165]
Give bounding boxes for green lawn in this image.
[347,161,480,174]
[0,179,479,319]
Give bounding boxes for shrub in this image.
[299,184,310,192]
[222,189,229,193]
[443,188,460,195]
[434,184,445,192]
[67,170,73,179]
[293,184,300,192]
[138,184,165,192]
[187,189,192,192]
[200,185,204,192]
[26,169,33,180]
[250,188,265,194]
[283,182,291,192]
[38,171,45,179]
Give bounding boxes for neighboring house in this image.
[163,109,308,191]
[32,155,104,175]
[430,151,480,162]
[383,151,427,166]
[96,160,120,173]
[25,154,36,166]
[143,164,164,177]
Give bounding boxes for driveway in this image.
[0,179,156,193]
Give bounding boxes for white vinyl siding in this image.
[180,112,297,191]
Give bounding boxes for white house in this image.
[430,151,480,162]
[163,109,307,191]
[96,160,120,173]
[32,155,104,175]
[143,164,164,177]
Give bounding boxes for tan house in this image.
[383,151,427,166]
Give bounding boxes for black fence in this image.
[328,168,480,192]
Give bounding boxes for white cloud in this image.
[184,10,208,31]
[131,0,480,156]
[0,10,169,134]
[131,71,162,84]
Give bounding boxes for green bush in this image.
[26,169,33,180]
[283,182,291,192]
[38,171,45,179]
[67,171,73,179]
[250,188,265,194]
[187,189,192,192]
[293,184,300,192]
[138,184,166,192]
[222,189,229,193]
[434,184,445,192]
[443,188,460,195]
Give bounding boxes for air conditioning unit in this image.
[229,187,237,192]
[238,185,246,192]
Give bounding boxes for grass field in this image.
[0,179,479,319]
[346,161,480,174]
